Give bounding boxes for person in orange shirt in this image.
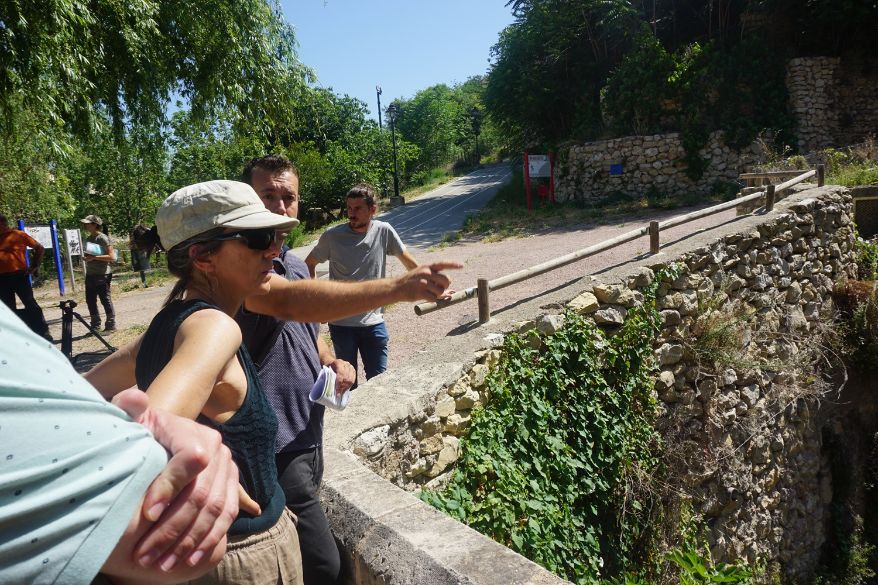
[0,214,50,339]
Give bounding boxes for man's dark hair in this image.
[345,183,378,208]
[0,215,7,224]
[241,154,299,186]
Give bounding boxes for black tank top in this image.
[135,299,284,535]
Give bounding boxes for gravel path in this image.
[380,205,739,370]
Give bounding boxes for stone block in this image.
[469,364,489,388]
[455,389,481,410]
[445,413,471,436]
[420,415,442,437]
[353,425,390,458]
[656,343,684,365]
[428,436,461,478]
[569,292,599,314]
[435,395,456,418]
[536,314,566,335]
[594,306,626,325]
[419,435,445,456]
[593,283,636,305]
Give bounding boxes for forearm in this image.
[247,277,403,323]
[316,337,335,365]
[85,344,138,399]
[398,250,418,271]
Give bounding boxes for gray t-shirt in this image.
[309,220,405,327]
[84,233,112,276]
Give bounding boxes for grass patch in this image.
[117,268,173,292]
[427,230,462,252]
[829,163,878,187]
[821,138,878,187]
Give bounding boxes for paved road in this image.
[292,163,512,268]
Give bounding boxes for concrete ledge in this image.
[322,450,566,585]
[321,360,570,584]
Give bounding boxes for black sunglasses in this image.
[210,228,285,250]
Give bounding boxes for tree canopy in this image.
[486,0,878,150]
[0,0,309,141]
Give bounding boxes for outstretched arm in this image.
[244,261,462,323]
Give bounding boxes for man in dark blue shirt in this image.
[237,155,355,585]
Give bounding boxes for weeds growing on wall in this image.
[420,268,680,583]
[834,237,878,373]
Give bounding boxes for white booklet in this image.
[309,365,350,411]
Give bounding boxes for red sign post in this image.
[523,151,555,211]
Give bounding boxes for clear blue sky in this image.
[281,0,515,119]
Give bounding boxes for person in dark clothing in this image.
[238,155,355,585]
[0,214,51,339]
[130,225,153,287]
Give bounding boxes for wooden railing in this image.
[415,165,825,323]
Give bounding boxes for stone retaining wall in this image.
[554,131,753,203]
[555,57,878,204]
[325,185,857,583]
[787,57,878,153]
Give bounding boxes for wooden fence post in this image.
[817,164,825,187]
[477,278,490,323]
[765,184,776,212]
[649,220,660,254]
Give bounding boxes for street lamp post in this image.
[387,103,402,203]
[376,85,383,130]
[469,106,482,166]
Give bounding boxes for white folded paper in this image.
[309,365,350,411]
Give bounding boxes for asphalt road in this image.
[292,163,512,266]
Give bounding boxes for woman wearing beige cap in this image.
[86,180,304,585]
[81,214,116,331]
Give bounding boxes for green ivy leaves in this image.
[422,270,675,583]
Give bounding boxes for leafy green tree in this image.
[601,34,675,135]
[486,0,644,146]
[64,122,171,234]
[0,0,308,143]
[0,108,77,223]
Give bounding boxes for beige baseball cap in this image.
[156,180,299,250]
[80,214,103,226]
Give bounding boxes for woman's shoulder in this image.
[177,303,242,345]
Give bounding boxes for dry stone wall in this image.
[554,131,754,203]
[556,58,878,204]
[787,57,878,153]
[351,185,856,582]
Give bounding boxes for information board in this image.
[65,229,82,256]
[527,154,551,178]
[24,225,53,248]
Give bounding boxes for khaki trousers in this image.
[188,508,303,585]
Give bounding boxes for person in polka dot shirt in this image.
[0,303,242,584]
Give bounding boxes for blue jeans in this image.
[328,322,389,387]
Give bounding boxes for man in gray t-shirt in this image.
[305,183,418,385]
